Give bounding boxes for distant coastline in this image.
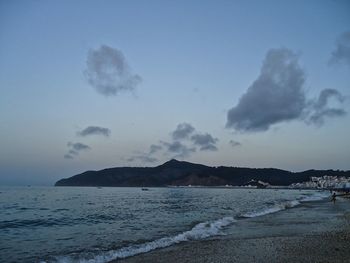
[55,159,350,188]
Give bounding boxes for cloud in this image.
[226,48,346,133]
[190,133,218,151]
[226,48,306,132]
[125,123,219,162]
[68,149,79,155]
[84,45,142,96]
[149,144,162,154]
[330,31,350,67]
[308,89,346,125]
[229,140,241,147]
[67,142,90,151]
[164,123,219,155]
[161,141,196,158]
[78,126,111,137]
[172,123,195,140]
[64,142,91,159]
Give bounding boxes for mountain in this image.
[55,159,350,187]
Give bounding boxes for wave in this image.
[0,218,64,230]
[240,200,300,218]
[299,191,330,202]
[1,213,126,230]
[44,217,235,263]
[239,191,329,218]
[42,191,329,263]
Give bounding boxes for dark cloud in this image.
[226,48,346,133]
[229,140,241,147]
[226,48,306,132]
[125,123,219,162]
[190,133,218,151]
[161,141,196,158]
[172,123,195,140]
[68,149,79,155]
[67,142,90,151]
[64,142,91,159]
[313,89,345,109]
[149,144,162,154]
[330,31,350,67]
[167,123,219,154]
[84,45,142,96]
[78,126,111,137]
[308,89,346,125]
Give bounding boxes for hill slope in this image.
[55,159,350,187]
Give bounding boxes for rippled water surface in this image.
[0,186,326,263]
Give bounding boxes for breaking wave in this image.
[240,191,329,218]
[299,191,330,202]
[39,190,329,263]
[44,216,235,263]
[240,200,300,218]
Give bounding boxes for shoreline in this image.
[112,198,350,263]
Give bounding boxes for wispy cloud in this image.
[126,123,219,162]
[329,31,350,67]
[172,123,195,140]
[84,45,141,96]
[68,149,79,155]
[229,140,241,147]
[190,133,218,151]
[149,144,162,154]
[308,89,346,125]
[64,142,91,160]
[67,142,90,151]
[162,123,219,155]
[77,126,111,137]
[161,141,196,158]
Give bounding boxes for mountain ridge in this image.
[55,159,350,187]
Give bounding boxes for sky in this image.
[0,0,350,185]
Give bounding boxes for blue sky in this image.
[0,0,349,185]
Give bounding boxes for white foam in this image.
[299,192,329,202]
[240,191,329,219]
[43,191,330,263]
[240,200,300,218]
[48,216,235,263]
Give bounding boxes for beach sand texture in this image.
[114,198,350,263]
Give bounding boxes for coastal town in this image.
[290,175,350,189]
[239,175,350,190]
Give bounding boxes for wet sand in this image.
[112,197,350,263]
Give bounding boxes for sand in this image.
[111,197,350,263]
[116,232,350,263]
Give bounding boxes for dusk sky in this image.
[1,0,349,185]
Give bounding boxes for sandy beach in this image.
[113,197,350,263]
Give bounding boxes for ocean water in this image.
[0,187,328,263]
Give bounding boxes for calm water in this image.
[0,187,327,263]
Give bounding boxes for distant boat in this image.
[141,188,149,191]
[97,186,102,189]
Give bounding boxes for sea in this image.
[0,186,329,263]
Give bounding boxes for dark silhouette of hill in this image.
[55,159,350,187]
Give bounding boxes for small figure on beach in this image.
[332,192,336,204]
